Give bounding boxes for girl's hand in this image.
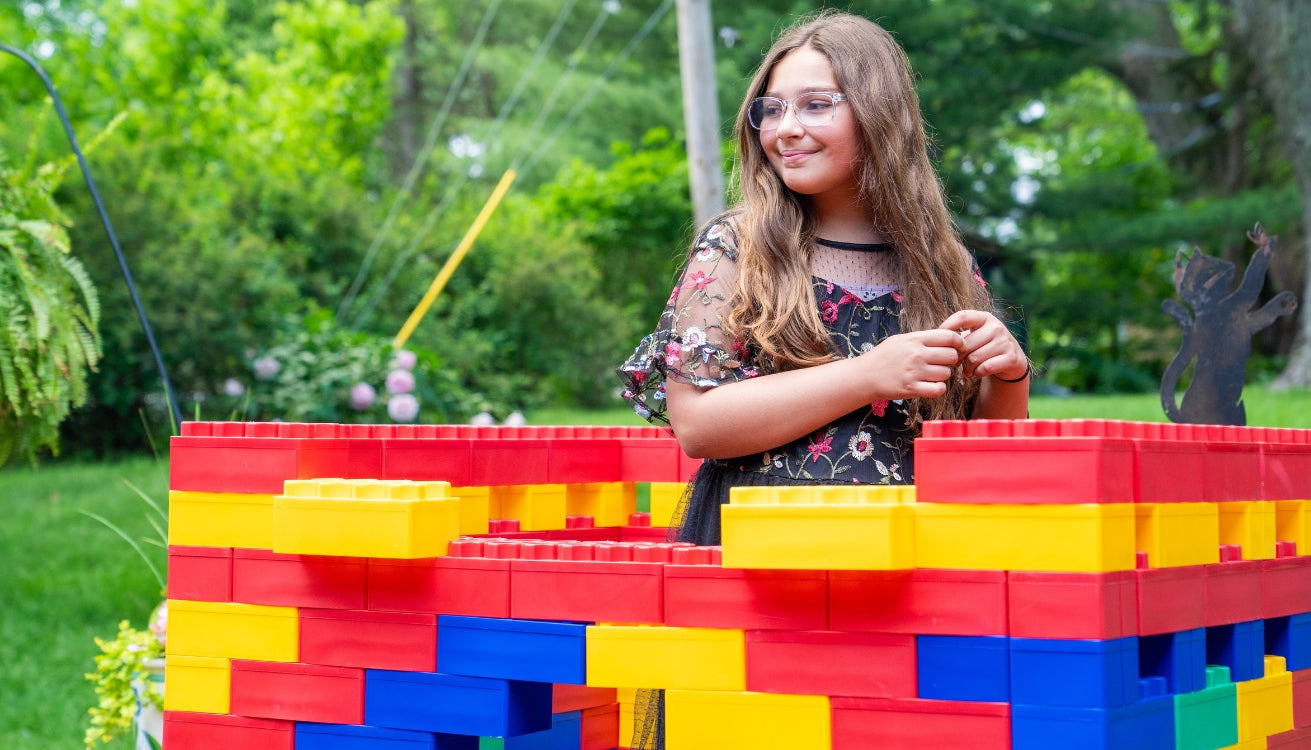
[938,310,1027,381]
[863,329,967,399]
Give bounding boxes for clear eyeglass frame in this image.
[747,92,847,130]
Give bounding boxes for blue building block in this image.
[917,634,1010,702]
[1206,620,1265,682]
[1012,694,1175,750]
[1010,636,1139,708]
[295,723,478,750]
[1140,628,1206,694]
[438,616,588,685]
[365,670,552,737]
[504,711,582,750]
[1266,613,1311,672]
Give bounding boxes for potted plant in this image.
[84,601,167,748]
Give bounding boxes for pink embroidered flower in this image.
[664,342,682,366]
[891,290,904,303]
[838,290,861,306]
[820,300,839,323]
[732,338,749,359]
[807,434,834,463]
[870,399,889,417]
[826,280,835,294]
[682,326,708,349]
[667,285,680,305]
[685,270,715,291]
[631,371,646,384]
[974,267,987,288]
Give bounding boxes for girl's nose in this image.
[775,104,806,137]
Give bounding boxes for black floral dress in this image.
[617,219,918,546]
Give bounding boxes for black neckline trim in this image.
[815,237,893,252]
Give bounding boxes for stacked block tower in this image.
[163,418,1311,749]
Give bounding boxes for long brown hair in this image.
[722,11,990,425]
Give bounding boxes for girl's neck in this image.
[807,194,885,245]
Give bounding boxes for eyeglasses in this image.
[747,92,846,130]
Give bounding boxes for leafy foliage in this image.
[0,148,102,464]
[83,618,163,747]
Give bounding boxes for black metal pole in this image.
[1,42,182,430]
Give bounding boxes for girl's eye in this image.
[801,96,833,113]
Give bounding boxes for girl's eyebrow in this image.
[762,84,840,97]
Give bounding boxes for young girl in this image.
[619,11,1029,548]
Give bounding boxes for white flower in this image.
[385,368,415,394]
[503,411,526,426]
[222,378,245,397]
[682,326,708,349]
[849,431,875,460]
[350,382,377,411]
[253,356,280,381]
[388,393,420,423]
[392,349,417,370]
[470,411,496,426]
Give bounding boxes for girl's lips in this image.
[780,149,814,164]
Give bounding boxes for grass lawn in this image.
[1,456,169,750]
[2,385,1307,748]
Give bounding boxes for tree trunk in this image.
[1226,0,1311,387]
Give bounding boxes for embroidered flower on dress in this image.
[891,290,904,303]
[870,399,889,417]
[682,326,708,349]
[664,342,682,366]
[875,459,902,481]
[838,289,862,306]
[807,433,834,463]
[762,452,784,469]
[974,267,987,288]
[685,270,715,290]
[695,245,719,261]
[849,431,875,460]
[820,300,839,323]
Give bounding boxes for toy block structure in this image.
[164,419,1311,749]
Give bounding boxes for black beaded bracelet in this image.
[995,362,1031,383]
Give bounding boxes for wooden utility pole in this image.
[676,0,726,227]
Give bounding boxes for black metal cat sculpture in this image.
[1161,225,1298,425]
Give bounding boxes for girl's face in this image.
[759,45,862,206]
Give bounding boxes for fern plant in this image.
[0,153,102,464]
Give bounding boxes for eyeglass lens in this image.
[748,93,843,130]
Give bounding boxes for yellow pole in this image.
[393,168,517,350]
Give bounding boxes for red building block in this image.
[553,685,618,714]
[831,697,1011,750]
[510,543,665,624]
[747,630,916,698]
[829,569,1008,636]
[914,435,1135,505]
[231,549,367,610]
[1203,428,1263,501]
[1264,555,1311,619]
[1294,668,1311,729]
[664,564,828,631]
[548,437,622,484]
[367,556,511,618]
[1268,724,1311,748]
[1008,570,1137,639]
[1137,565,1205,636]
[1134,438,1205,503]
[618,437,684,482]
[167,546,233,602]
[299,608,437,672]
[163,711,293,750]
[169,436,350,494]
[469,435,550,486]
[1203,559,1264,626]
[1264,441,1311,501]
[380,438,472,485]
[230,660,364,724]
[581,703,620,750]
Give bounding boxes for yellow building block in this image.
[1219,501,1277,561]
[566,482,638,527]
[1275,500,1311,553]
[168,490,275,549]
[915,503,1136,573]
[1235,655,1293,742]
[648,482,683,527]
[451,485,491,536]
[1219,740,1267,750]
[164,655,230,714]
[665,690,830,750]
[721,485,914,570]
[166,600,297,662]
[273,478,459,558]
[1135,502,1219,568]
[587,626,744,691]
[492,484,567,531]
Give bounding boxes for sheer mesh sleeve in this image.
[617,219,761,424]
